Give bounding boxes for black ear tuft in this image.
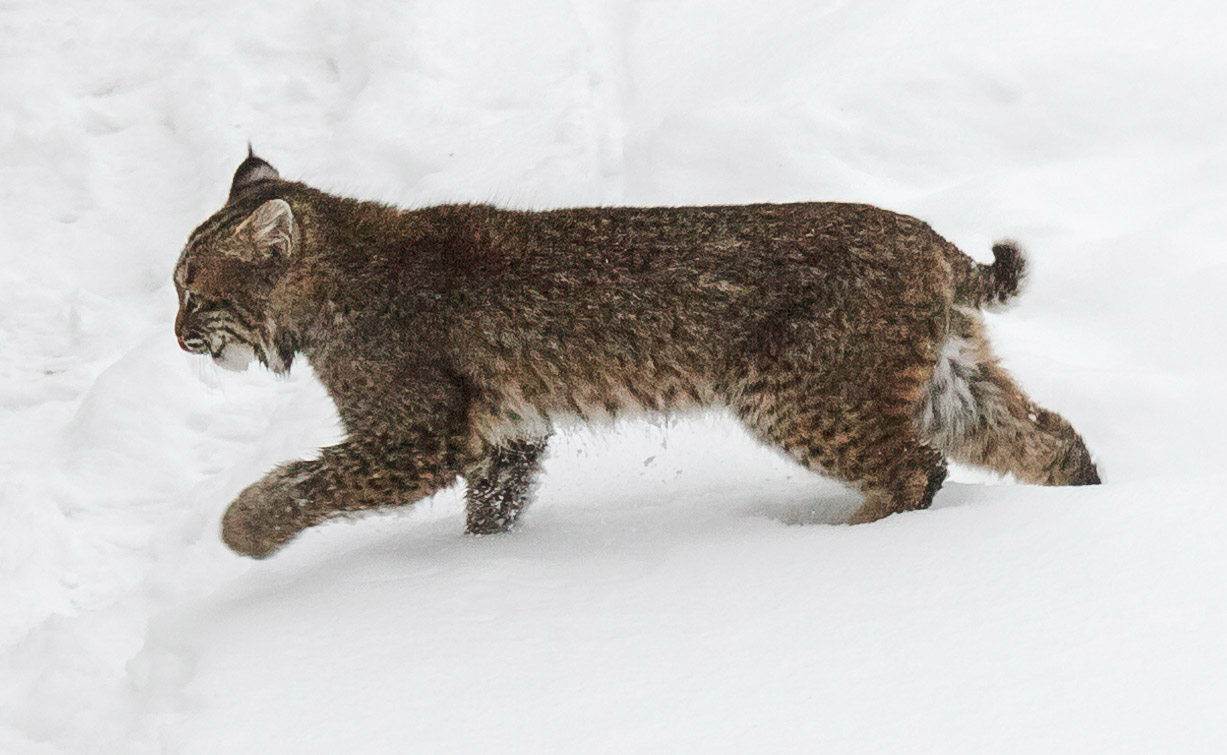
[229,147,280,201]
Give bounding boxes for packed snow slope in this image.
[3,0,1226,752]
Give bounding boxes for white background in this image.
[2,0,1226,751]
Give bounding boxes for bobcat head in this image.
[173,151,299,373]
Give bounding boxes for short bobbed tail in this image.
[951,239,1029,310]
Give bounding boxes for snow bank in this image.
[2,0,1225,751]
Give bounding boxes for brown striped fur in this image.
[174,153,1098,558]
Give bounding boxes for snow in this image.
[3,0,1226,751]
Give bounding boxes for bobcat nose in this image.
[177,333,205,353]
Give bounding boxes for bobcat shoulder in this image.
[173,152,1099,558]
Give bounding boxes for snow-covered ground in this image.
[3,0,1226,751]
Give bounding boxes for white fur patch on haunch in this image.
[916,333,981,450]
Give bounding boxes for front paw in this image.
[221,472,308,559]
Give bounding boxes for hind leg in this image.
[945,362,1099,485]
[464,436,549,535]
[917,314,1100,486]
[731,376,948,525]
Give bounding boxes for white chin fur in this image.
[214,343,256,372]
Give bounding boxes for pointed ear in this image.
[229,149,280,200]
[235,199,295,258]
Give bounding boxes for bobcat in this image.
[174,151,1100,559]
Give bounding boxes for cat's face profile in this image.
[173,154,297,373]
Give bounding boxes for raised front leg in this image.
[222,432,467,558]
[464,436,550,535]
